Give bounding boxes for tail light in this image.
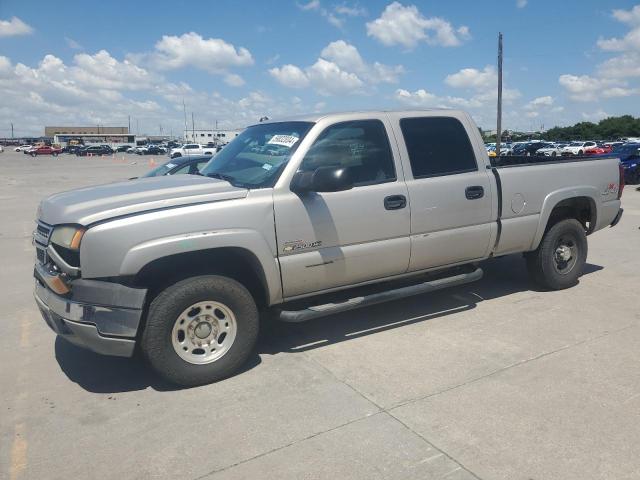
[618,163,625,199]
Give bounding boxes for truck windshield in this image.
[200,121,314,188]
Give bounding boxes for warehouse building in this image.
[46,126,135,147]
[184,129,243,144]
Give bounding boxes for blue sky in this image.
[1,0,639,136]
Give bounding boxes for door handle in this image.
[465,186,484,200]
[384,195,407,210]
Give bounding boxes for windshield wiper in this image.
[206,172,248,188]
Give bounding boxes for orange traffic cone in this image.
[149,158,156,167]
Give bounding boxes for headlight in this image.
[50,225,86,251]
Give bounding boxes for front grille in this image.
[36,222,52,240]
[36,247,47,264]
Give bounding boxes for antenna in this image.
[496,32,503,155]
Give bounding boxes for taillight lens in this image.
[618,163,625,199]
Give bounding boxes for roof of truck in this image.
[253,109,463,126]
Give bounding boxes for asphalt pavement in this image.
[1,150,639,480]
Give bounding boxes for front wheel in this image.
[141,275,259,386]
[30,152,36,157]
[526,219,587,290]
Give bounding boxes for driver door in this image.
[274,118,411,299]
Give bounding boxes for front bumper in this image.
[33,268,147,357]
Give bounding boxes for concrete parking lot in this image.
[1,150,639,480]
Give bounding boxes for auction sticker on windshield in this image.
[267,135,299,148]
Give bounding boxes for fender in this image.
[530,186,599,250]
[120,229,283,305]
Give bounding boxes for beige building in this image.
[45,126,129,136]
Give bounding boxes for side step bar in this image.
[276,267,483,323]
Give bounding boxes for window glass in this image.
[199,121,314,188]
[299,120,395,186]
[400,117,477,178]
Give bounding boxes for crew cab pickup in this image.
[33,110,624,386]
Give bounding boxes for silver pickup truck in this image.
[33,110,624,386]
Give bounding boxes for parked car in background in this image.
[14,145,32,152]
[138,145,166,155]
[536,144,565,157]
[30,145,62,157]
[63,145,83,154]
[169,143,216,159]
[0,145,4,153]
[562,141,597,156]
[115,145,131,153]
[76,145,113,156]
[615,143,640,184]
[513,142,552,156]
[585,145,613,155]
[134,155,213,178]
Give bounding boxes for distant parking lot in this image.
[1,150,639,479]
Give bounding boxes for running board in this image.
[276,267,483,323]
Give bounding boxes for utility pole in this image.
[496,32,503,155]
[11,122,14,139]
[192,112,195,143]
[128,115,131,133]
[183,98,188,141]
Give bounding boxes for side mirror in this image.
[291,166,353,194]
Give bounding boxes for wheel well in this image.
[546,197,596,234]
[133,247,269,308]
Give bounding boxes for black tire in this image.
[53,152,58,157]
[578,150,583,155]
[551,151,556,157]
[141,275,259,386]
[526,219,587,290]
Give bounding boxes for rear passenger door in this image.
[390,113,495,272]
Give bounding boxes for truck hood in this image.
[38,175,248,226]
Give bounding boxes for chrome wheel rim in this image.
[171,301,237,365]
[553,235,578,275]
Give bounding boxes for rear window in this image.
[400,117,477,178]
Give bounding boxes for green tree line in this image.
[484,115,640,142]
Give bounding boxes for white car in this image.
[0,145,4,153]
[562,141,597,156]
[536,144,565,157]
[14,144,32,152]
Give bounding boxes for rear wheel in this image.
[526,219,587,290]
[141,275,259,386]
[578,150,583,155]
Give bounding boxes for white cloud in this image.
[151,32,253,74]
[306,59,364,95]
[602,86,639,98]
[581,110,610,122]
[0,17,33,37]
[0,51,315,137]
[269,40,403,95]
[297,0,320,10]
[558,74,619,102]
[445,66,496,90]
[516,0,527,8]
[298,1,366,28]
[65,37,83,50]
[394,88,440,107]
[598,52,640,79]
[269,64,310,88]
[224,73,245,87]
[525,96,554,109]
[366,2,470,49]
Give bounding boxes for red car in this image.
[584,145,613,156]
[30,146,62,157]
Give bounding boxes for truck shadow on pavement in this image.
[54,255,602,393]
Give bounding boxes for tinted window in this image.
[400,117,477,178]
[299,120,395,186]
